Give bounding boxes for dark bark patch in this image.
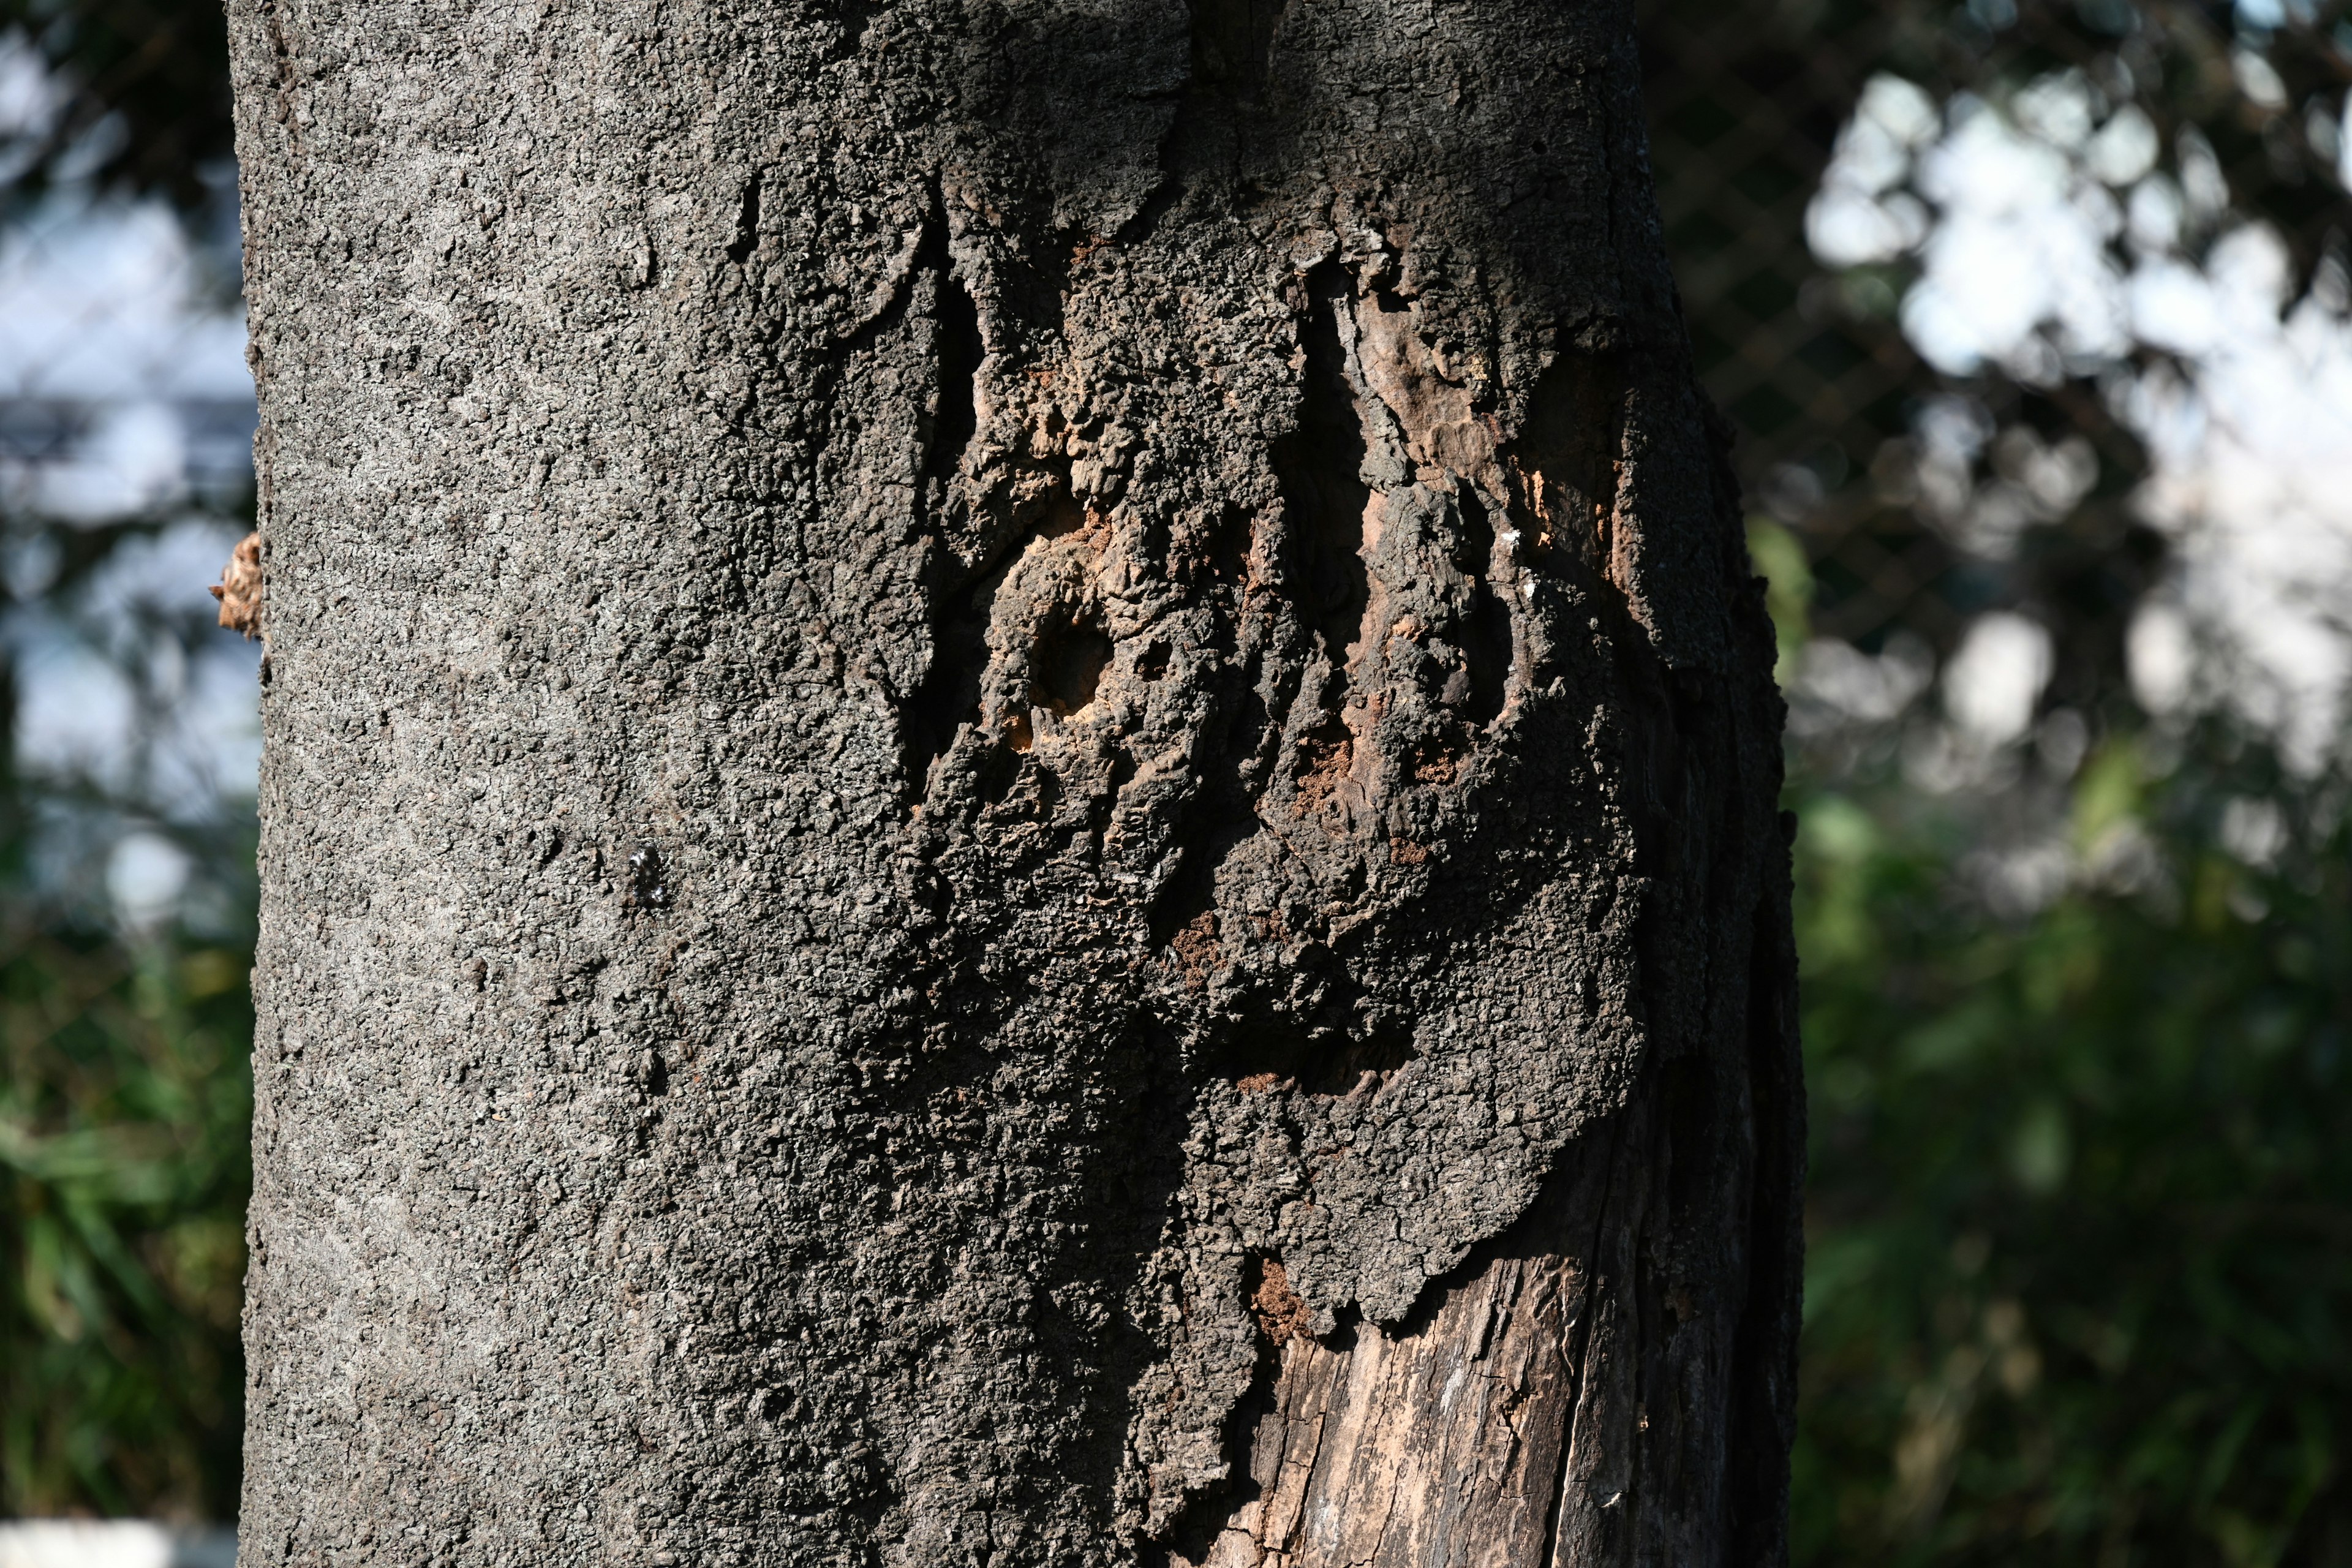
[922,258,986,497]
[1505,349,1625,573]
[1274,261,1373,668]
[1028,608,1112,717]
[1188,0,1287,101]
[725,168,760,264]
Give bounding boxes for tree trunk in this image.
[228,1,1800,1563]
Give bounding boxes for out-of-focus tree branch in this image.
[1,0,232,211]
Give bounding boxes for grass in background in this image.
[1793,748,2352,1565]
[1763,504,2352,1565]
[1,914,251,1521]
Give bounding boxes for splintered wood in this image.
[1182,1249,1587,1568]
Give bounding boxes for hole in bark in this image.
[1223,681,1273,785]
[899,481,1097,802]
[1030,610,1112,717]
[1121,173,1187,247]
[1202,503,1254,589]
[900,568,1000,795]
[1506,351,1624,568]
[1245,1254,1311,1345]
[924,260,986,492]
[1291,712,1352,813]
[1273,262,1371,667]
[836,0,883,51]
[1220,1012,1416,1098]
[1453,488,1511,726]
[625,844,671,913]
[726,170,761,263]
[1147,815,1253,949]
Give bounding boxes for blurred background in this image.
[0,0,2346,1562]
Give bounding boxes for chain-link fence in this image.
[1642,0,2352,744]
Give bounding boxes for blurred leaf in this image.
[1790,733,2352,1565]
[1,919,251,1520]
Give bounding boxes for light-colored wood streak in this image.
[1178,1136,1630,1568]
[1194,1265,1580,1567]
[1168,1040,1798,1568]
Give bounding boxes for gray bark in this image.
[228,0,1800,1563]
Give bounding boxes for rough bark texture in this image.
[230,0,1800,1563]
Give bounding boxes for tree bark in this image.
[228,1,1800,1564]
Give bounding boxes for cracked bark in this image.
[228,0,1800,1564]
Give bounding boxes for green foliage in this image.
[0,914,252,1521]
[1752,511,2352,1564]
[1790,748,2352,1565]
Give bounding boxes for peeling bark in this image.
[228,0,1798,1563]
[211,532,265,638]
